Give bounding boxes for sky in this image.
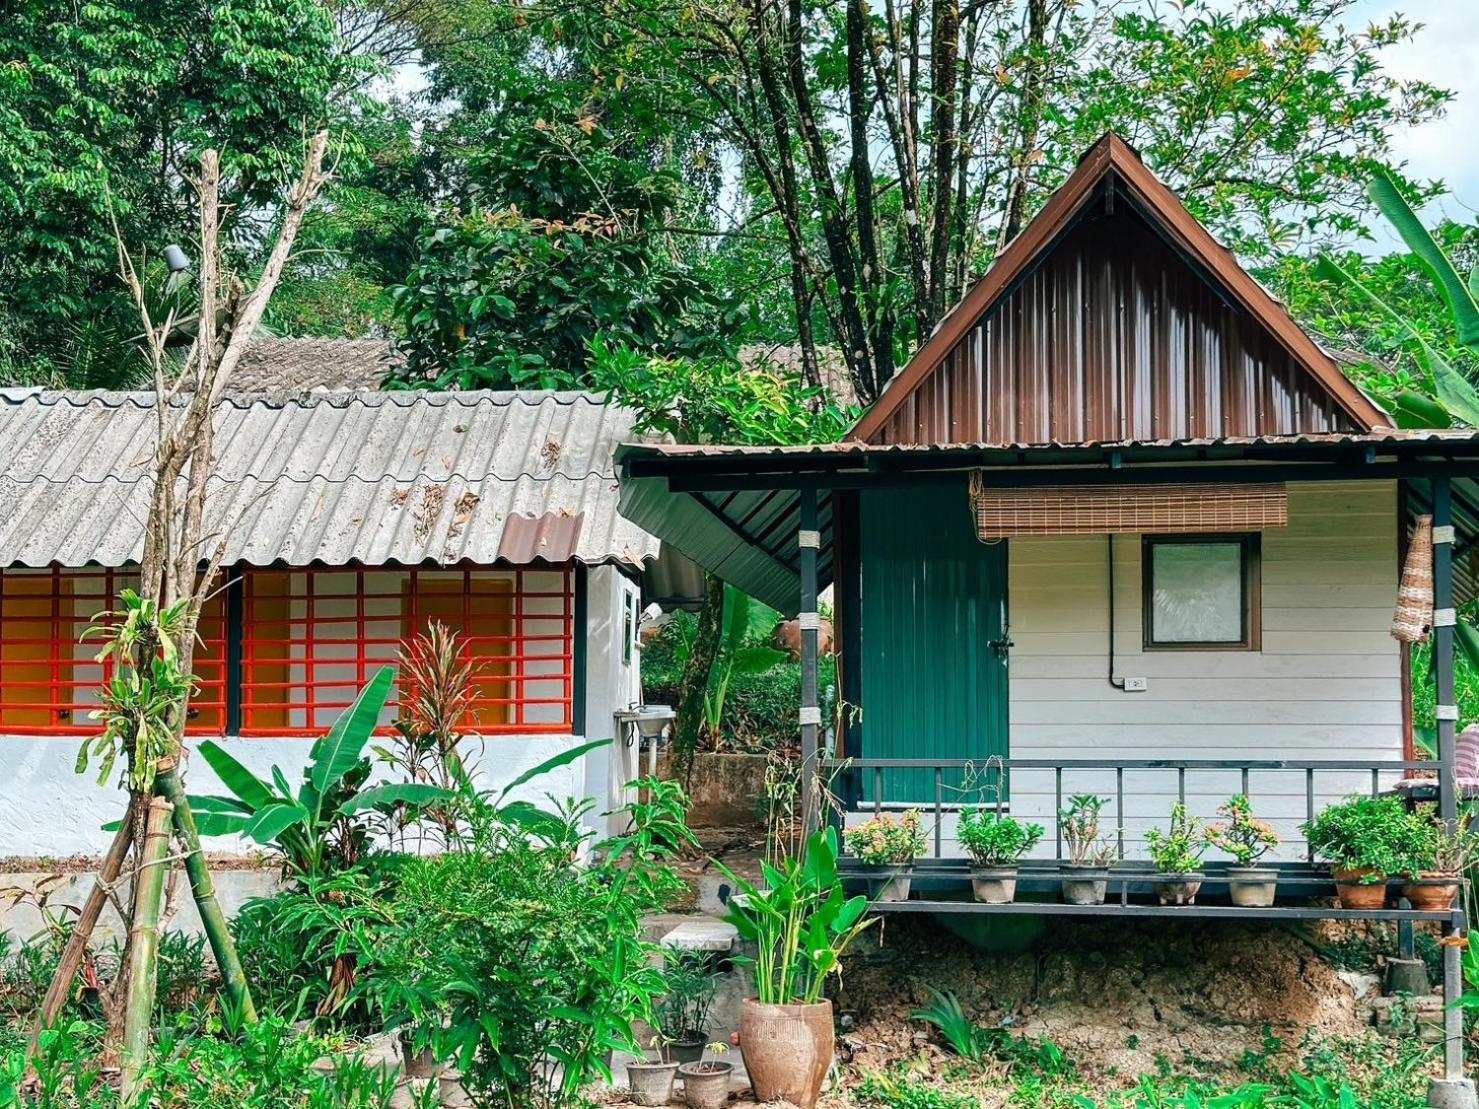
[1349,0,1479,246]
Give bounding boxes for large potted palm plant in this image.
[716,827,874,1109]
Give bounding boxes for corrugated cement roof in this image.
[0,389,658,569]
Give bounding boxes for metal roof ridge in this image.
[1,388,615,409]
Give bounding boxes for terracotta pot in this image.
[739,997,833,1108]
[971,864,1018,904]
[628,1060,679,1107]
[678,1061,733,1109]
[1154,873,1203,906]
[1333,866,1388,909]
[1403,875,1460,911]
[1059,864,1108,906]
[1226,866,1277,908]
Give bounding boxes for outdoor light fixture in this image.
[163,244,191,273]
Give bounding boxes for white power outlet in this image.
[1121,676,1149,692]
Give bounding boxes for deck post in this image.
[1430,478,1474,1103]
[799,487,821,840]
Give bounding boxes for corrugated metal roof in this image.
[0,389,659,569]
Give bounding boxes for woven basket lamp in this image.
[1391,514,1434,644]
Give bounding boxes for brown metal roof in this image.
[850,133,1388,445]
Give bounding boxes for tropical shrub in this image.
[1303,795,1430,881]
[845,811,926,867]
[1059,794,1115,867]
[1145,803,1209,875]
[363,778,696,1108]
[655,948,720,1045]
[1204,794,1280,866]
[955,809,1045,868]
[718,827,874,1005]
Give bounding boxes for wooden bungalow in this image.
[617,135,1479,1090]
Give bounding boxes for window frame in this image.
[1141,533,1262,652]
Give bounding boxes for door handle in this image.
[989,637,1014,659]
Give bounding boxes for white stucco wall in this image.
[0,563,644,859]
[846,480,1405,862]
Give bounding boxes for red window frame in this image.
[239,565,575,737]
[0,567,227,736]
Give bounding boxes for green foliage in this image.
[0,0,363,384]
[956,810,1046,868]
[910,987,982,1062]
[1302,795,1430,879]
[856,1070,976,1109]
[189,669,453,878]
[654,948,720,1043]
[1059,794,1116,867]
[1145,803,1210,875]
[717,827,875,1005]
[845,811,928,867]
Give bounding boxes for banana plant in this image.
[702,586,786,739]
[188,668,455,877]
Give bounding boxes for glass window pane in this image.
[1150,542,1243,643]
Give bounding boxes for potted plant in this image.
[656,948,720,1063]
[1059,794,1116,905]
[1205,794,1281,907]
[678,1043,734,1109]
[843,809,925,901]
[628,1037,681,1107]
[1402,810,1473,911]
[1145,802,1208,905]
[718,826,875,1109]
[956,807,1045,904]
[1303,795,1423,910]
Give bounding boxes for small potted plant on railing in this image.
[1059,794,1116,905]
[1402,808,1474,911]
[1146,802,1209,905]
[627,1035,681,1107]
[844,809,926,901]
[678,1042,734,1109]
[656,947,720,1063]
[1204,794,1281,907]
[1302,794,1423,910]
[956,806,1045,904]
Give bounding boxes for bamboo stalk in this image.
[119,796,172,1108]
[155,766,256,1023]
[27,795,137,1062]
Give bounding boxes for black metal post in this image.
[799,488,821,840]
[1432,477,1467,1085]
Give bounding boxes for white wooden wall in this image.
[846,480,1406,863]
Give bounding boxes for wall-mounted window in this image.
[1142,534,1261,651]
[0,567,226,734]
[0,564,573,737]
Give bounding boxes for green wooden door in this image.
[858,483,1009,804]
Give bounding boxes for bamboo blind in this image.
[969,476,1288,539]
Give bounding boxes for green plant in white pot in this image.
[1205,794,1281,907]
[843,809,925,901]
[1058,794,1116,905]
[956,808,1044,904]
[717,827,874,1109]
[1145,803,1209,906]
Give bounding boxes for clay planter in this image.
[863,866,912,902]
[1402,874,1460,911]
[628,1060,680,1107]
[970,864,1019,904]
[1059,864,1109,906]
[1333,867,1389,909]
[678,1061,734,1109]
[1153,872,1203,906]
[1226,866,1277,908]
[667,1035,707,1065]
[739,997,833,1108]
[399,1035,438,1079]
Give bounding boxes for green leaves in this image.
[309,667,394,796]
[1369,170,1479,349]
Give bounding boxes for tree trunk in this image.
[156,765,256,1022]
[28,796,136,1062]
[672,574,726,780]
[120,796,173,1107]
[927,0,961,322]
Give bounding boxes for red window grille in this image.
[239,566,574,736]
[0,567,227,736]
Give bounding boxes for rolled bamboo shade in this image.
[969,476,1288,539]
